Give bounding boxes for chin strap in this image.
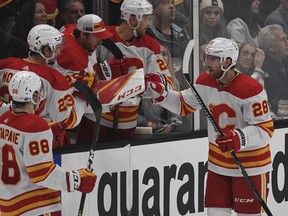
[127,20,141,38]
[217,59,235,81]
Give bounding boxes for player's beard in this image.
[207,68,224,79]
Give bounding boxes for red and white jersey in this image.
[0,111,68,215]
[53,24,98,78]
[160,71,274,177]
[96,42,172,141]
[106,25,161,55]
[0,58,77,128]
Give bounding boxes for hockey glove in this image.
[95,57,132,80]
[215,129,247,153]
[49,121,66,149]
[146,81,167,103]
[66,168,97,193]
[145,73,169,87]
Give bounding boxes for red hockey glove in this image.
[95,57,132,80]
[146,81,167,103]
[66,168,97,193]
[215,129,247,153]
[49,121,66,149]
[145,73,168,87]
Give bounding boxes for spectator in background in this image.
[258,24,288,118]
[199,0,230,72]
[56,0,85,29]
[227,0,262,47]
[0,0,18,59]
[264,0,288,34]
[7,0,48,58]
[236,41,268,86]
[199,0,229,46]
[40,0,59,27]
[147,0,190,61]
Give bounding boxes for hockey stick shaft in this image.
[182,39,272,215]
[187,81,273,216]
[102,39,124,131]
[74,81,103,216]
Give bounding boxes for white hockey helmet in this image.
[204,37,239,79]
[121,0,153,22]
[9,71,42,104]
[27,24,62,59]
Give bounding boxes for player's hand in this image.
[95,57,132,80]
[76,71,97,92]
[66,169,97,193]
[49,121,66,149]
[215,129,247,153]
[145,73,168,87]
[145,81,167,103]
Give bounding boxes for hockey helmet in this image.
[121,0,153,22]
[27,24,62,58]
[9,71,43,104]
[204,37,239,79]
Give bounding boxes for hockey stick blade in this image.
[74,80,102,216]
[187,81,273,216]
[102,39,124,59]
[182,39,195,75]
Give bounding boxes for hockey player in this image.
[0,24,81,148]
[145,37,274,215]
[0,71,96,216]
[0,24,77,148]
[52,13,172,143]
[107,0,161,54]
[90,0,175,143]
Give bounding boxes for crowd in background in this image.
[0,0,287,144]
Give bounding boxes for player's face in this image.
[83,34,103,52]
[238,44,256,72]
[205,55,223,79]
[137,14,152,37]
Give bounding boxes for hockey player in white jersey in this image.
[0,24,78,148]
[145,37,274,215]
[0,71,96,216]
[95,42,173,142]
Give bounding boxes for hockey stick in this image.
[102,39,124,131]
[102,39,124,59]
[182,40,273,216]
[74,80,103,216]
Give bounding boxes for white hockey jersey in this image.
[96,42,173,141]
[159,71,274,177]
[0,58,77,128]
[0,111,68,215]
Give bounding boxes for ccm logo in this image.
[117,85,143,100]
[234,198,254,203]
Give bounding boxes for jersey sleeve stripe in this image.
[0,188,60,215]
[26,162,56,183]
